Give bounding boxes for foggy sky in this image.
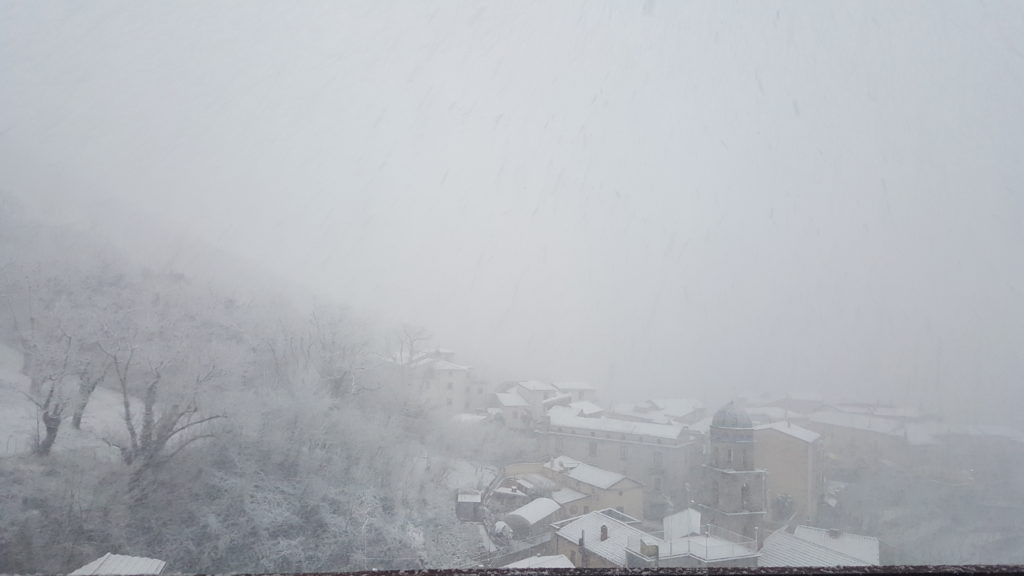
[2,1,1022,422]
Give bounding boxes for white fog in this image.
[1,1,1022,572]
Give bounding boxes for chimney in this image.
[600,525,609,541]
[578,531,587,568]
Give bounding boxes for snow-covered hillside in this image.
[1,342,134,462]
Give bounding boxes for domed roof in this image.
[711,402,753,429]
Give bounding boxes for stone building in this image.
[700,402,767,543]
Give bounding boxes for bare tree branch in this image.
[160,433,217,464]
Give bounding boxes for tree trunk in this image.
[23,345,40,395]
[72,379,99,430]
[36,411,61,455]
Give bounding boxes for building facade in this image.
[753,422,824,523]
[540,407,702,518]
[401,349,488,413]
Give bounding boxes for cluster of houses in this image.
[378,346,1023,568]
[465,401,883,569]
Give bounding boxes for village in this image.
[12,334,1024,575]
[394,347,1024,569]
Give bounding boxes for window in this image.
[588,441,597,457]
[619,444,627,460]
[447,382,452,389]
[652,451,663,467]
[446,398,452,406]
[555,436,564,450]
[583,506,590,514]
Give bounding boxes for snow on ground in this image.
[443,459,498,491]
[0,342,123,462]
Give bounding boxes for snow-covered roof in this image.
[70,553,166,575]
[507,497,561,526]
[608,402,672,424]
[557,506,757,565]
[662,508,701,539]
[754,422,821,443]
[608,398,702,423]
[517,380,557,392]
[650,398,704,418]
[541,393,573,407]
[553,381,596,392]
[904,422,946,446]
[518,472,558,492]
[554,509,648,566]
[745,405,802,422]
[832,403,926,420]
[548,406,685,441]
[568,400,604,416]
[496,392,529,407]
[452,413,487,424]
[556,509,754,567]
[806,411,903,436]
[493,486,527,497]
[760,530,873,567]
[686,416,713,434]
[545,455,628,489]
[502,554,575,569]
[658,533,758,562]
[457,490,482,503]
[514,477,536,492]
[551,487,587,505]
[793,526,880,565]
[430,359,470,371]
[961,424,1024,443]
